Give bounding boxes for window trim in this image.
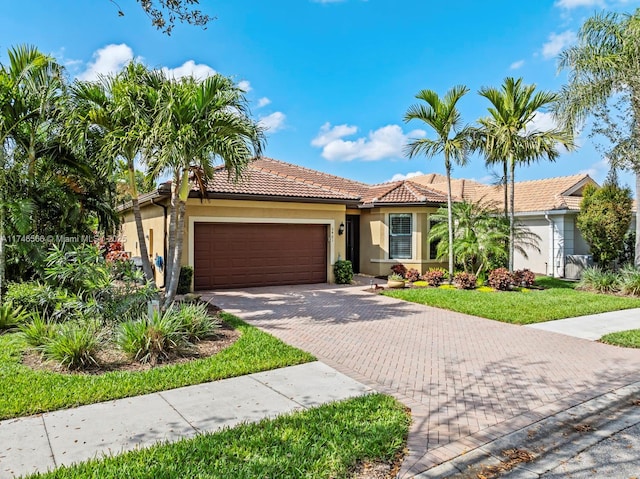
[388,213,413,260]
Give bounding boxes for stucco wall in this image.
[513,216,549,275]
[121,197,348,286]
[359,206,445,277]
[120,204,167,286]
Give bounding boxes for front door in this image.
[345,215,360,273]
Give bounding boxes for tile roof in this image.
[411,172,596,213]
[196,157,448,206]
[171,157,599,211]
[361,181,450,205]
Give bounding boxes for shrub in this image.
[0,303,29,332]
[5,281,59,317]
[44,244,111,295]
[619,265,640,296]
[173,302,220,341]
[19,313,57,347]
[513,269,536,287]
[117,309,190,365]
[333,260,354,284]
[454,272,477,290]
[488,268,513,291]
[177,266,194,294]
[388,273,405,281]
[390,263,407,277]
[578,266,620,294]
[423,268,446,287]
[405,268,421,282]
[40,321,101,370]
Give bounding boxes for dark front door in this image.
[345,215,360,273]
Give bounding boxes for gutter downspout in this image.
[545,212,555,277]
[151,198,168,288]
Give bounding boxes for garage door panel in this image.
[194,223,328,290]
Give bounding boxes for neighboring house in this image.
[411,173,599,278]
[119,157,625,290]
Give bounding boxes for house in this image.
[119,157,615,290]
[410,173,599,278]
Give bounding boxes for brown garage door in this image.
[193,223,328,290]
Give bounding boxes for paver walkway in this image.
[202,283,640,477]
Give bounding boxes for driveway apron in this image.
[202,284,640,477]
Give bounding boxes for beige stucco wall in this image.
[184,198,346,283]
[359,206,446,277]
[120,204,167,286]
[121,197,348,286]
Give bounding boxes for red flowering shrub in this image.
[390,263,407,276]
[513,269,536,287]
[488,268,513,291]
[454,272,477,290]
[424,269,446,287]
[405,268,422,282]
[106,250,130,262]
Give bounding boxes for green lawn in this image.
[383,276,640,324]
[601,329,640,348]
[0,313,315,420]
[25,394,409,479]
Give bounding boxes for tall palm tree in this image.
[556,9,640,268]
[0,46,64,301]
[473,77,575,272]
[404,86,470,281]
[68,62,158,285]
[428,199,541,277]
[147,73,264,307]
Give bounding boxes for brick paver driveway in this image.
[202,284,640,477]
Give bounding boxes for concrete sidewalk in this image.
[0,361,371,478]
[526,308,640,340]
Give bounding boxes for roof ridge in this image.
[255,157,370,187]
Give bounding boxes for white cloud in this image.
[257,97,271,108]
[510,60,525,70]
[311,122,359,147]
[527,111,559,133]
[238,80,252,92]
[78,43,135,81]
[259,112,286,132]
[542,30,577,59]
[161,60,217,80]
[389,171,425,182]
[312,123,426,162]
[554,0,605,8]
[579,158,610,182]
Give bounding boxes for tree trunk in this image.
[446,160,455,284]
[163,184,179,308]
[164,199,187,306]
[0,205,5,305]
[503,160,508,219]
[509,156,516,273]
[127,163,156,286]
[635,170,640,268]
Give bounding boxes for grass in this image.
[25,393,410,479]
[384,276,640,324]
[0,313,315,420]
[601,329,640,348]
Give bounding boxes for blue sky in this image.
[2,0,640,189]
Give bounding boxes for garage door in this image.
[193,223,328,290]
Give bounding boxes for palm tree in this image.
[473,77,575,272]
[556,9,640,268]
[67,62,158,285]
[428,199,541,277]
[147,73,264,307]
[404,86,470,281]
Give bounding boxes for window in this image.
[428,217,441,260]
[389,213,412,259]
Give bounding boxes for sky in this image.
[2,0,640,189]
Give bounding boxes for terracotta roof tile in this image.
[411,172,596,212]
[361,180,449,205]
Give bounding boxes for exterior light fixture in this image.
[338,222,345,235]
